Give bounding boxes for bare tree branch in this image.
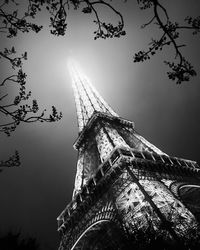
[134,0,199,84]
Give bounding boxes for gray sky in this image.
[0,0,200,249]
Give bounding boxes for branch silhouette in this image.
[134,0,199,84]
[0,0,62,170]
[1,1,199,84]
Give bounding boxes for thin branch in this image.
[141,15,156,28]
[90,0,124,27]
[0,121,16,128]
[135,0,197,83]
[85,0,102,34]
[0,94,8,101]
[176,25,199,30]
[0,75,18,86]
[156,0,169,20]
[153,0,182,62]
[0,51,13,62]
[83,0,125,39]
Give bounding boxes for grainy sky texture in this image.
[0,0,200,249]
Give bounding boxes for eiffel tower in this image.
[57,60,200,250]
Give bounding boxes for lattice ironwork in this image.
[58,194,123,250]
[68,60,118,132]
[58,61,200,250]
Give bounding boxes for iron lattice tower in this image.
[57,60,200,250]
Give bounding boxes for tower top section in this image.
[68,59,118,132]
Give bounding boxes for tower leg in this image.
[125,165,185,247]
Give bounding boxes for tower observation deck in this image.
[57,60,200,250]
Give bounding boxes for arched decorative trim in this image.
[71,219,110,250]
[179,184,200,190]
[169,181,200,198]
[168,181,200,220]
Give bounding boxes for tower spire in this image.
[68,59,118,132]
